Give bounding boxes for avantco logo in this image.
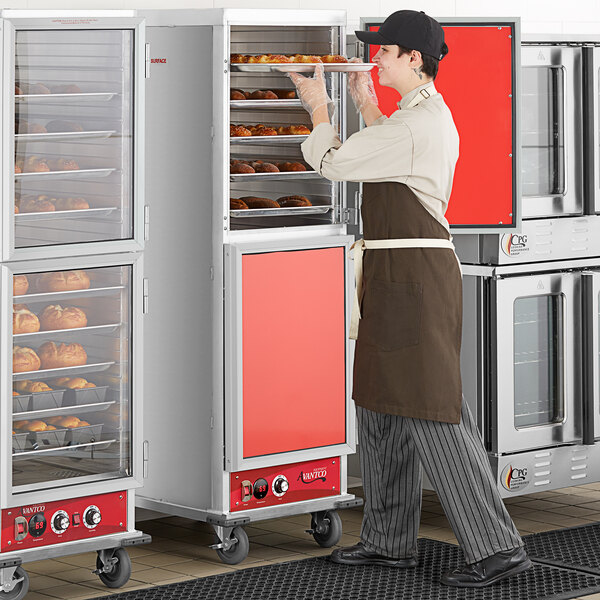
[501,233,530,257]
[297,466,328,485]
[500,464,530,492]
[22,504,45,515]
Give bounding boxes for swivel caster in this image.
[211,525,249,565]
[308,510,342,547]
[95,548,132,588]
[0,566,28,600]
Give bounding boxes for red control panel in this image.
[230,457,340,512]
[1,491,127,552]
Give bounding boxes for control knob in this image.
[272,475,289,497]
[51,510,70,534]
[83,505,102,528]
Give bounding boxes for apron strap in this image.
[349,237,457,340]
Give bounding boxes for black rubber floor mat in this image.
[524,522,600,575]
[93,538,600,600]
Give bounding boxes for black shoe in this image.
[330,543,418,567]
[440,547,532,587]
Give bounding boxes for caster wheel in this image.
[311,510,342,547]
[0,567,29,600]
[215,526,249,565]
[96,548,132,589]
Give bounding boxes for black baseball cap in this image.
[356,10,448,61]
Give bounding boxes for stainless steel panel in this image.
[584,271,600,438]
[521,45,582,218]
[492,272,580,453]
[593,48,600,214]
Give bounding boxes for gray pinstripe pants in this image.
[357,400,523,564]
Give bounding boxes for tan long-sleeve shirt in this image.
[300,82,460,232]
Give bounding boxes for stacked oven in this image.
[454,36,600,497]
[139,9,363,564]
[0,11,149,597]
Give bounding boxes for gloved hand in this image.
[287,63,333,118]
[347,57,378,113]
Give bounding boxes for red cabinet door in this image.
[362,20,518,230]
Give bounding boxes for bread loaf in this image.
[13,306,40,334]
[38,341,87,370]
[240,197,280,209]
[277,195,312,207]
[230,198,249,210]
[13,275,29,296]
[36,270,90,292]
[40,305,88,331]
[13,346,41,373]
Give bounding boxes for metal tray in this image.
[15,92,116,103]
[14,285,125,304]
[15,208,118,222]
[13,394,31,413]
[231,63,376,73]
[231,134,309,144]
[11,389,66,411]
[15,168,116,181]
[13,359,116,382]
[13,438,115,458]
[15,130,115,143]
[230,170,319,182]
[14,323,121,341]
[230,205,333,218]
[67,423,103,445]
[64,385,109,406]
[14,398,115,422]
[230,100,301,109]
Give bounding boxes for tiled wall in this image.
[11,0,600,34]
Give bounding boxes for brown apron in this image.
[352,181,463,424]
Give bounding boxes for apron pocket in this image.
[359,280,423,351]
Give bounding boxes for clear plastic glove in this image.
[287,63,333,118]
[348,57,378,113]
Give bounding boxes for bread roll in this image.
[277,195,312,207]
[53,197,89,211]
[273,89,296,99]
[53,416,81,428]
[47,158,79,171]
[230,198,249,210]
[14,164,21,175]
[14,380,52,393]
[45,120,84,133]
[277,161,306,172]
[27,123,48,134]
[19,196,56,213]
[230,162,255,174]
[51,377,95,389]
[15,85,23,95]
[229,54,248,63]
[13,306,40,334]
[230,124,252,137]
[248,90,278,100]
[240,197,280,209]
[248,125,278,136]
[251,161,279,173]
[291,54,322,63]
[277,125,311,136]
[230,89,247,100]
[38,341,87,370]
[13,275,29,296]
[320,54,348,63]
[13,346,41,373]
[37,270,90,292]
[27,83,51,95]
[40,305,87,331]
[22,156,49,173]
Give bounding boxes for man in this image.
[288,10,531,587]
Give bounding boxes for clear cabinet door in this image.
[11,265,132,493]
[521,46,581,218]
[12,28,136,252]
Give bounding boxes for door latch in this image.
[143,278,149,314]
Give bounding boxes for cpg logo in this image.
[500,464,530,492]
[297,466,328,485]
[501,233,530,257]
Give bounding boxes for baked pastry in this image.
[14,164,21,175]
[21,420,48,432]
[38,341,87,370]
[19,195,56,213]
[36,270,90,292]
[240,196,280,209]
[230,54,248,63]
[248,124,278,136]
[251,161,279,173]
[230,89,247,100]
[277,195,312,207]
[13,275,29,296]
[248,90,278,100]
[230,124,252,137]
[230,198,249,210]
[277,161,306,172]
[14,380,52,393]
[13,306,40,334]
[50,84,82,94]
[321,54,348,63]
[247,54,292,64]
[21,156,49,173]
[23,83,51,95]
[45,120,84,133]
[277,125,311,135]
[230,162,255,174]
[46,415,81,428]
[51,377,95,389]
[15,85,23,95]
[40,305,87,331]
[27,123,48,134]
[47,158,79,171]
[291,54,322,63]
[53,197,89,211]
[13,346,41,373]
[273,89,296,99]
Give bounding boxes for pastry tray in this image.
[15,207,118,222]
[14,323,121,341]
[15,92,116,102]
[13,359,116,382]
[15,168,116,181]
[230,170,319,182]
[230,205,333,218]
[13,389,66,412]
[14,285,125,304]
[230,99,301,109]
[231,63,376,73]
[14,396,114,421]
[231,134,309,144]
[15,130,115,143]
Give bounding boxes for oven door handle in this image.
[582,272,596,445]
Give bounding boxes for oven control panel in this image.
[1,491,127,552]
[230,458,340,512]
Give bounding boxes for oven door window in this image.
[513,294,564,428]
[521,66,565,198]
[11,265,132,492]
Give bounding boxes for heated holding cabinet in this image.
[0,11,149,598]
